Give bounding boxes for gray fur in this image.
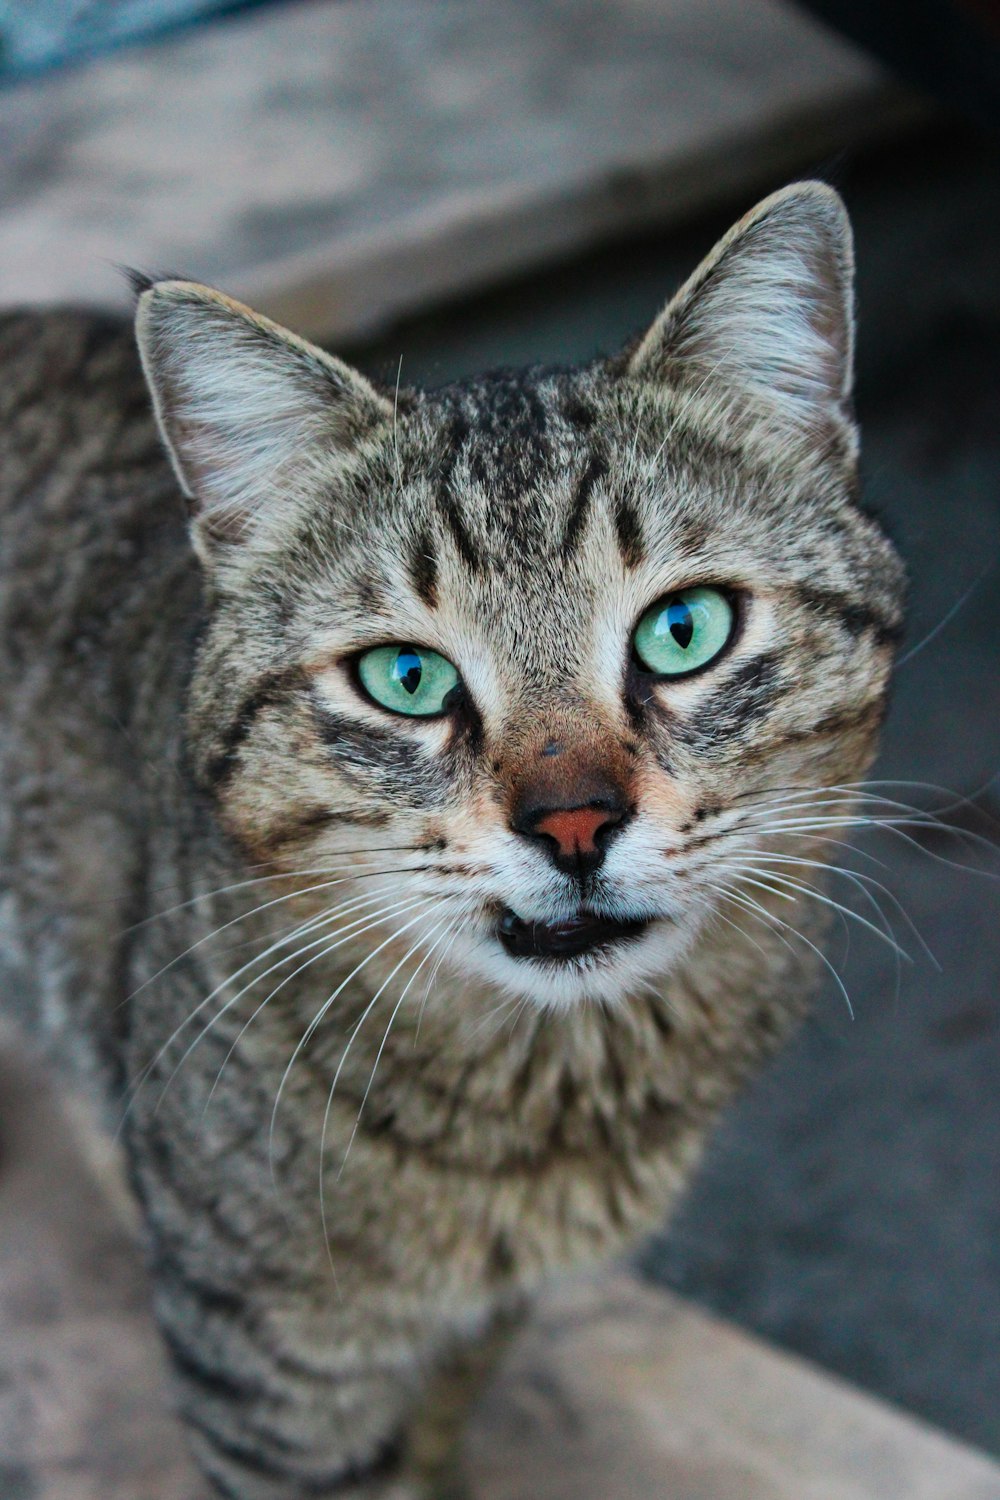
[0,184,904,1498]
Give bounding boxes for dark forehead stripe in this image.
[437,485,483,572]
[432,409,484,572]
[612,490,646,567]
[409,526,439,607]
[430,373,563,566]
[562,450,606,558]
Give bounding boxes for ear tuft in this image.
[628,182,855,439]
[135,281,392,558]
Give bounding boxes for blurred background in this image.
[1,0,998,1492]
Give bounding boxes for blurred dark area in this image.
[798,0,1000,134]
[349,121,1000,1453]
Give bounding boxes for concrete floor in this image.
[350,122,1000,1453]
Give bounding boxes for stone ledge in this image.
[0,0,924,341]
[2,1037,999,1499]
[469,1273,1000,1500]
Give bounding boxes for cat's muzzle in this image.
[497,907,650,962]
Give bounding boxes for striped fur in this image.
[0,184,904,1497]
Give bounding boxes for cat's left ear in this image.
[135,281,392,558]
[627,182,855,444]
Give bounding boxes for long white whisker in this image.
[122,861,429,1007]
[716,863,911,963]
[121,846,424,932]
[122,884,427,1133]
[201,894,451,1117]
[333,911,458,1181]
[267,896,441,1185]
[718,883,855,1020]
[726,848,939,972]
[413,914,465,1046]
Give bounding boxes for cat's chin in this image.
[452,909,694,1012]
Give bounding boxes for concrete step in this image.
[0,0,924,341]
[2,1036,999,1499]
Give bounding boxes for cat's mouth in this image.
[497,907,651,962]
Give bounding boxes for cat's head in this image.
[136,183,904,1010]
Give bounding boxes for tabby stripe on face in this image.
[409,525,439,607]
[612,489,645,566]
[202,667,304,789]
[765,699,885,750]
[562,451,605,557]
[311,698,450,807]
[437,485,483,573]
[270,805,390,839]
[793,583,903,645]
[675,653,781,753]
[162,1323,271,1403]
[434,410,484,572]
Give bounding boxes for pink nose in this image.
[533,806,616,861]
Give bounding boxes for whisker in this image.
[201,895,453,1118]
[120,884,428,1132]
[120,861,431,1008]
[716,882,855,1019]
[124,846,427,933]
[267,896,442,1186]
[726,848,939,972]
[167,886,433,1096]
[332,911,459,1180]
[718,859,907,1013]
[715,862,912,963]
[413,914,465,1046]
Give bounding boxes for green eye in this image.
[356,644,461,717]
[632,587,735,677]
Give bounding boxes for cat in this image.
[0,181,905,1499]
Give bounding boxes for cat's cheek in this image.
[630,763,697,846]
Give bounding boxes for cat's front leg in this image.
[144,1244,432,1500]
[145,1234,515,1500]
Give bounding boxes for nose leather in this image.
[533,806,616,861]
[508,737,633,878]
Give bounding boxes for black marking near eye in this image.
[612,491,645,567]
[679,653,780,749]
[311,701,452,808]
[562,451,605,557]
[793,583,902,645]
[409,527,438,608]
[201,667,304,789]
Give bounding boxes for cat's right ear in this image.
[626,182,856,449]
[135,281,392,562]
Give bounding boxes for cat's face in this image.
[137,183,905,1010]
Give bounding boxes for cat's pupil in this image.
[394,650,423,694]
[667,601,694,649]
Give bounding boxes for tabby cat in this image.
[0,182,904,1499]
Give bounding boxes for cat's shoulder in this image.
[0,304,139,402]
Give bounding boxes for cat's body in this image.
[0,186,905,1498]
